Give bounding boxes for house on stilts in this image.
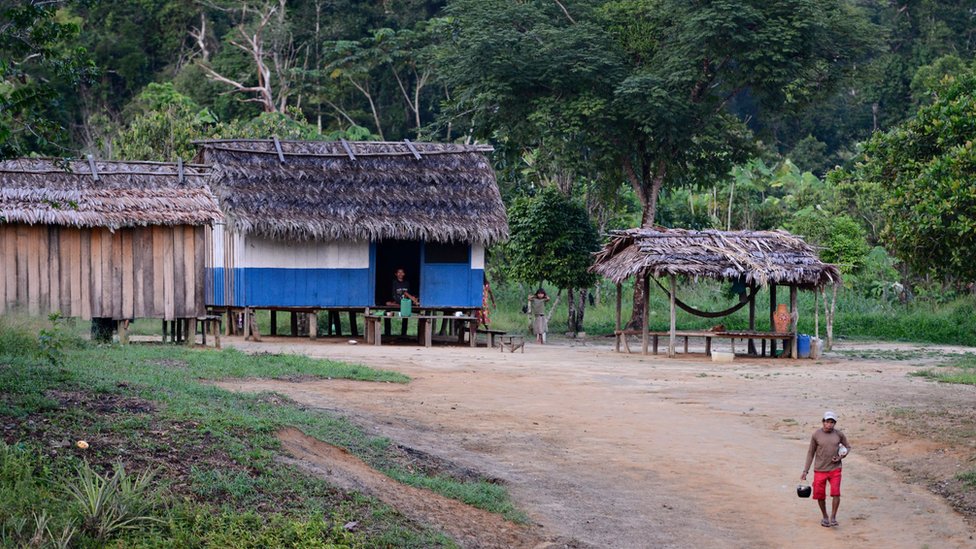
[0,158,223,342]
[194,139,508,338]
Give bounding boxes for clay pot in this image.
[773,303,790,333]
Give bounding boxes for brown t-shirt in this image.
[804,427,850,473]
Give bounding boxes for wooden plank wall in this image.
[0,224,209,320]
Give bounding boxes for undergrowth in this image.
[1,315,525,547]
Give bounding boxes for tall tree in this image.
[506,187,601,334]
[0,0,95,158]
[834,68,976,282]
[438,0,876,227]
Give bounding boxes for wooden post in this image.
[249,310,261,342]
[185,318,194,346]
[668,275,677,358]
[615,283,622,353]
[162,320,168,343]
[270,310,277,336]
[348,310,359,337]
[790,286,798,358]
[243,307,251,340]
[814,289,819,340]
[747,283,756,355]
[769,283,777,356]
[290,312,298,336]
[308,311,317,340]
[118,319,129,345]
[641,276,650,355]
[175,317,183,343]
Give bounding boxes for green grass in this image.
[957,470,976,488]
[484,280,976,346]
[0,315,525,547]
[910,353,976,385]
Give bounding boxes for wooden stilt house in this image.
[0,158,222,339]
[194,139,508,333]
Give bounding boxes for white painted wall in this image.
[471,243,485,269]
[242,236,370,269]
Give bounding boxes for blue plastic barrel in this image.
[797,334,811,358]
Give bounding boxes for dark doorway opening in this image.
[374,240,422,306]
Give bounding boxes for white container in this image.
[711,351,735,363]
[810,337,823,359]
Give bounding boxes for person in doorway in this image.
[528,288,550,344]
[385,267,418,336]
[386,267,419,306]
[801,410,851,528]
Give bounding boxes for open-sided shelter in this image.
[194,139,508,330]
[0,158,221,337]
[590,227,842,357]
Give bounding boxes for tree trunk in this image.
[566,287,588,336]
[624,159,667,329]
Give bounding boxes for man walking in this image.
[801,410,851,527]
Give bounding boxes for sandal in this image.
[830,519,838,527]
[821,518,831,527]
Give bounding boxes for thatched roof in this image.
[590,227,842,289]
[194,139,508,244]
[0,158,222,228]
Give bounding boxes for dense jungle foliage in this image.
[2,0,976,335]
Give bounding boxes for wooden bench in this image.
[477,328,507,347]
[194,315,223,348]
[614,329,793,356]
[499,334,525,353]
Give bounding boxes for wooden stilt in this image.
[641,276,650,355]
[162,320,168,343]
[615,283,622,353]
[118,319,129,345]
[747,282,756,355]
[308,311,317,340]
[769,283,777,356]
[249,309,261,342]
[270,310,277,336]
[790,286,798,358]
[668,275,676,358]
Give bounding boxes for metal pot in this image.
[796,484,812,498]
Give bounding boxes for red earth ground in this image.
[217,336,976,549]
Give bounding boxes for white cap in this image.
[823,410,838,421]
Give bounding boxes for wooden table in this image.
[364,313,480,347]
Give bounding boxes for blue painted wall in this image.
[206,242,483,308]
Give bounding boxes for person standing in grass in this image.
[801,410,851,528]
[528,288,550,344]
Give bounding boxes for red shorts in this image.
[812,469,842,500]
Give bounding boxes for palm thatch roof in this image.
[0,158,221,228]
[194,139,508,244]
[591,227,842,289]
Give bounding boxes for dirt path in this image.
[217,337,976,549]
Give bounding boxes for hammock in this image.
[651,276,758,319]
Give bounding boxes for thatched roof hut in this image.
[195,139,507,313]
[194,139,507,244]
[0,158,220,228]
[1,158,222,325]
[590,227,842,358]
[591,227,841,289]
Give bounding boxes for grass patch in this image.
[957,470,976,488]
[0,316,516,547]
[910,353,976,385]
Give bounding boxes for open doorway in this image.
[374,240,422,306]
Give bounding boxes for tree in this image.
[114,83,217,161]
[439,0,875,227]
[505,187,601,335]
[834,68,976,282]
[0,0,95,158]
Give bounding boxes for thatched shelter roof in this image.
[194,139,508,244]
[0,158,221,228]
[590,227,842,289]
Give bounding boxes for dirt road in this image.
[218,337,976,549]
